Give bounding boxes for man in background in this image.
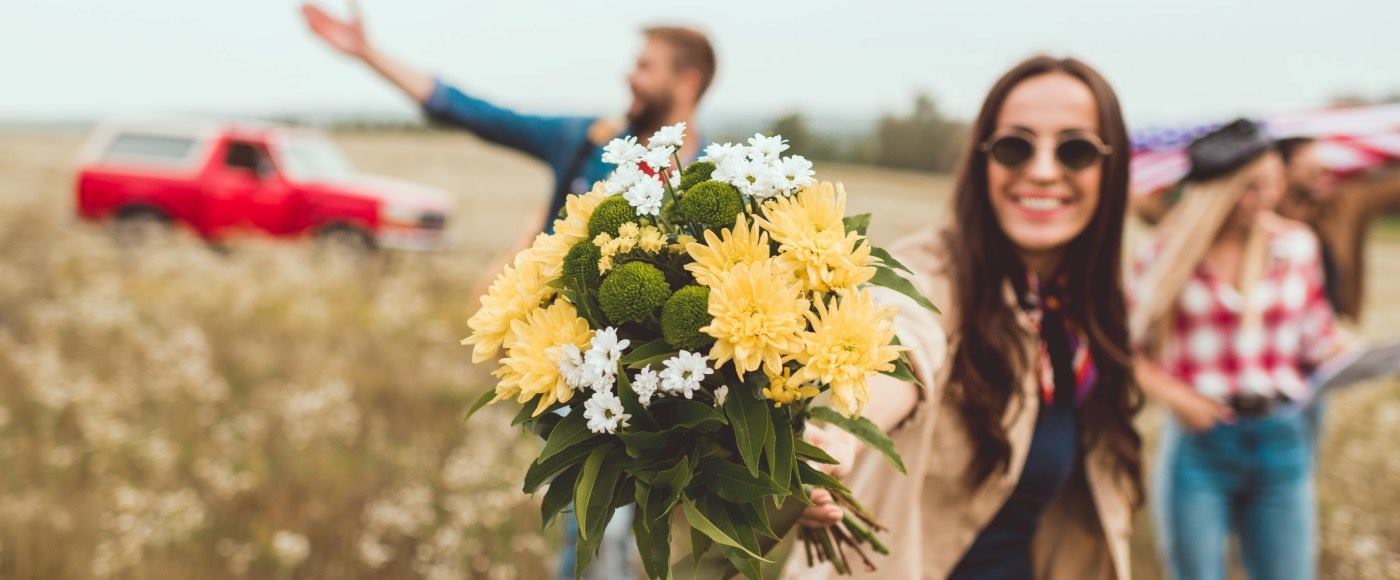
[301,3,716,577]
[301,1,714,235]
[1276,137,1342,310]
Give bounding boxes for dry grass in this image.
[0,130,1394,579]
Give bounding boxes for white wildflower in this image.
[602,136,646,165]
[556,344,589,390]
[735,158,782,199]
[624,175,665,216]
[700,142,746,165]
[713,385,729,407]
[642,146,674,170]
[660,350,714,399]
[649,122,687,148]
[586,327,630,369]
[272,530,310,568]
[746,133,789,161]
[583,390,631,434]
[604,163,644,195]
[579,358,614,393]
[776,155,815,192]
[669,171,682,189]
[632,366,660,407]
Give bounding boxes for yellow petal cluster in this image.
[790,289,905,417]
[492,300,594,416]
[700,260,809,379]
[755,182,877,294]
[461,249,555,363]
[684,215,771,288]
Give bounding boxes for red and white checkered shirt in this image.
[1130,223,1345,401]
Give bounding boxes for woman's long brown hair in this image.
[946,55,1143,504]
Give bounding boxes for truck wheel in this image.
[314,225,376,257]
[112,208,171,248]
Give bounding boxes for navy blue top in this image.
[421,79,621,233]
[948,308,1080,580]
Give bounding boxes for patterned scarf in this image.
[1021,273,1098,406]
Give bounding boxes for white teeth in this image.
[1015,196,1065,211]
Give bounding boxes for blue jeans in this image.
[1153,408,1316,580]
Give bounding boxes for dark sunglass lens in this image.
[989,136,1034,168]
[1056,138,1104,170]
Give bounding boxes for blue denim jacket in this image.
[421,79,620,233]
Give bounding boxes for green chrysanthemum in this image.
[561,241,601,287]
[678,179,743,228]
[661,285,715,350]
[587,195,639,238]
[679,161,716,191]
[598,262,672,324]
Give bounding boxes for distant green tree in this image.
[872,93,967,173]
[768,112,837,160]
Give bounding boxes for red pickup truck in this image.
[76,122,451,251]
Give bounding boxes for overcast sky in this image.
[3,0,1396,129]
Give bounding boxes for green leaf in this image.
[868,264,940,314]
[666,398,728,431]
[616,429,673,458]
[690,523,713,566]
[869,246,913,274]
[537,411,593,464]
[574,444,623,542]
[681,500,771,562]
[796,461,852,495]
[523,438,599,493]
[510,398,540,426]
[626,352,677,370]
[724,389,770,477]
[842,213,871,236]
[768,407,796,496]
[794,439,839,465]
[540,464,580,529]
[720,545,764,580]
[632,500,672,580]
[809,407,906,474]
[697,458,786,503]
[614,364,657,430]
[620,338,673,365]
[649,456,694,525]
[462,388,496,422]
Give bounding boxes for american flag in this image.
[1130,104,1400,198]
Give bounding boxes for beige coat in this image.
[783,230,1135,580]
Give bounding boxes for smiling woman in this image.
[790,55,1142,579]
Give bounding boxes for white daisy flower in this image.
[632,365,661,408]
[711,155,747,185]
[587,327,630,368]
[642,146,675,171]
[604,163,644,195]
[624,175,665,216]
[578,358,614,392]
[735,158,782,199]
[713,385,729,408]
[583,390,631,434]
[660,350,714,399]
[556,344,589,390]
[669,171,682,189]
[746,133,790,161]
[649,122,686,148]
[602,136,647,166]
[777,155,815,192]
[700,142,746,165]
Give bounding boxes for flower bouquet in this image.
[462,124,938,578]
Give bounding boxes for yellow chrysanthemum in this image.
[461,249,555,363]
[684,214,771,288]
[551,183,610,242]
[700,260,809,379]
[669,234,697,254]
[791,289,905,417]
[755,182,877,294]
[493,300,594,416]
[761,367,821,407]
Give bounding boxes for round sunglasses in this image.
[980,132,1112,172]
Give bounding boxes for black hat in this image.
[1183,118,1273,182]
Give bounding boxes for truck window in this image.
[103,133,197,165]
[224,142,274,178]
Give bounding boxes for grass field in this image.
[0,130,1395,579]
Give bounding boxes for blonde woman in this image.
[789,56,1142,579]
[1129,120,1350,580]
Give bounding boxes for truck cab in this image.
[76,122,451,251]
